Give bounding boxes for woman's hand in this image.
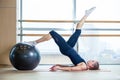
[50,65,61,71]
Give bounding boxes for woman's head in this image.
[87,60,99,70]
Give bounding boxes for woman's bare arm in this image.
[50,62,87,71]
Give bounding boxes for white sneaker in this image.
[24,41,37,46]
[85,7,96,16]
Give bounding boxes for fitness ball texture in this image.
[9,43,40,70]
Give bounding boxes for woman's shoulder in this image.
[77,62,86,65]
[77,62,88,70]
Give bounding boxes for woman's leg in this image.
[67,7,96,47]
[48,30,85,65]
[50,30,86,65]
[25,33,52,45]
[35,34,52,43]
[26,7,96,46]
[76,7,96,29]
[67,29,81,48]
[49,30,72,55]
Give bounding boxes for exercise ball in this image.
[9,43,40,70]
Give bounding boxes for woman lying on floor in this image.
[26,7,99,71]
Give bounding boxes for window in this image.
[76,0,120,64]
[17,0,120,64]
[17,0,74,55]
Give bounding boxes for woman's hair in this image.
[89,61,99,70]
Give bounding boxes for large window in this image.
[18,0,74,55]
[17,0,120,64]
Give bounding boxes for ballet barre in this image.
[18,34,120,37]
[18,20,120,23]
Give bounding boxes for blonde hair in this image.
[89,61,99,70]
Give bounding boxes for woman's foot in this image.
[24,41,37,46]
[76,7,96,29]
[85,7,96,16]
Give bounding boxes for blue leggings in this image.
[49,29,86,65]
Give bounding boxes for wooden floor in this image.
[0,65,120,80]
